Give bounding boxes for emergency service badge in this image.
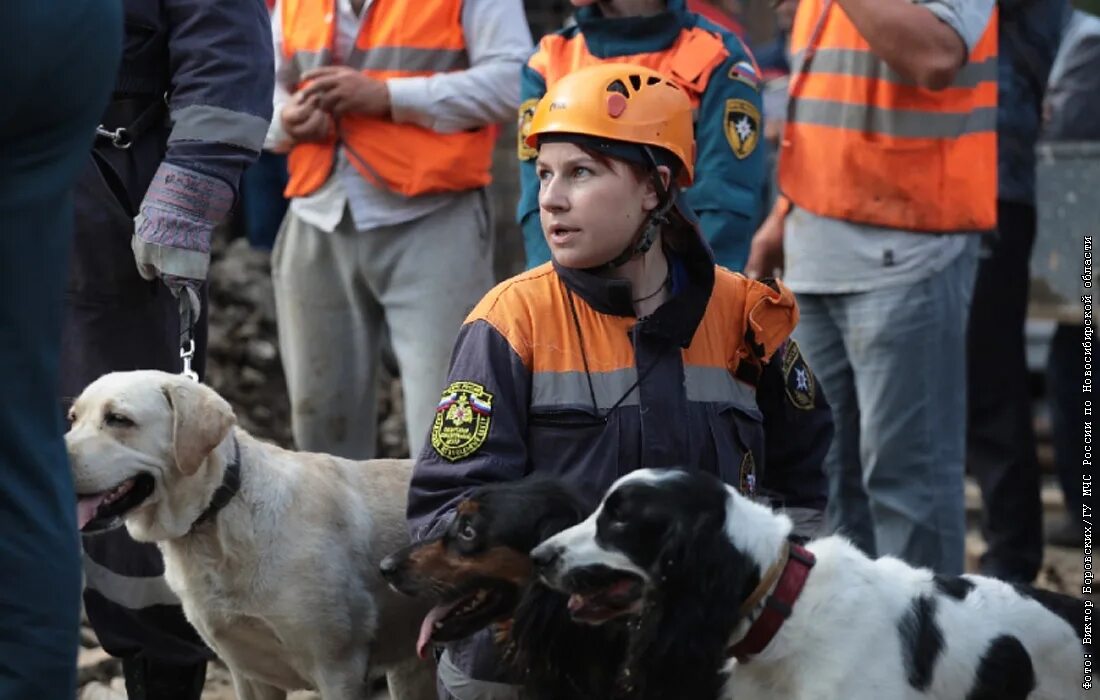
[517,98,539,161]
[782,340,816,411]
[431,381,494,462]
[724,98,760,160]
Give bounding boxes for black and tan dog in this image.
[379,477,628,699]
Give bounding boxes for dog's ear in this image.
[162,380,236,476]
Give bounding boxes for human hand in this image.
[744,210,785,280]
[281,92,334,143]
[132,163,232,317]
[300,66,391,118]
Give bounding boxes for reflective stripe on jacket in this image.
[280,0,495,198]
[779,0,998,232]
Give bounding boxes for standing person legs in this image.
[0,2,120,698]
[1047,322,1086,545]
[273,207,384,459]
[274,191,495,460]
[966,201,1042,582]
[838,245,978,575]
[793,294,876,556]
[367,190,496,454]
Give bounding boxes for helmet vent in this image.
[606,79,629,96]
[628,74,642,91]
[646,76,662,86]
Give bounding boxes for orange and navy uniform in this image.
[516,0,768,271]
[409,214,831,538]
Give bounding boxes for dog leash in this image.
[178,289,199,382]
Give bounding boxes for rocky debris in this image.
[204,237,292,448]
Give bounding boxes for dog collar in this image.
[727,541,816,662]
[189,435,241,533]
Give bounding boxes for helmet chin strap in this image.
[588,146,676,273]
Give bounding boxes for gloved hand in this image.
[131,162,233,315]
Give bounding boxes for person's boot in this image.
[122,655,206,700]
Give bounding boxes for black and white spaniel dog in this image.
[532,468,1087,700]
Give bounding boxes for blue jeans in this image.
[793,244,979,574]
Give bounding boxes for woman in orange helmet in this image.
[404,63,832,699]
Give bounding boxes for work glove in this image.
[131,162,233,318]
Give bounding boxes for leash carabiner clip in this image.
[180,339,199,382]
[95,125,134,150]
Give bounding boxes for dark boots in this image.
[123,656,206,700]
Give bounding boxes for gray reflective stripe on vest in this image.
[531,365,757,413]
[532,367,639,411]
[346,45,469,73]
[790,48,997,89]
[437,649,523,700]
[82,552,181,609]
[280,48,333,86]
[789,98,997,138]
[683,365,758,414]
[168,104,270,152]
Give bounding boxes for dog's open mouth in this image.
[76,474,155,533]
[561,567,645,625]
[416,583,515,659]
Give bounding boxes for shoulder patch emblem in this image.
[724,98,760,160]
[727,60,761,91]
[431,381,494,462]
[782,340,816,411]
[517,98,539,161]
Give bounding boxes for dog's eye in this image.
[104,412,135,428]
[457,523,477,542]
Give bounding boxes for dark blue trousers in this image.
[0,2,121,699]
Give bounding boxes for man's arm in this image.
[756,339,832,539]
[835,0,978,90]
[163,0,274,185]
[132,0,274,289]
[386,0,533,133]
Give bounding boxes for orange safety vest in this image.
[778,0,998,232]
[528,27,732,110]
[280,0,495,198]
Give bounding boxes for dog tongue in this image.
[416,600,463,660]
[77,494,108,530]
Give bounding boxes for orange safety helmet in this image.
[525,63,696,186]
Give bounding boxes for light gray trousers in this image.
[272,189,495,459]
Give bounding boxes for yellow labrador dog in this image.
[65,370,434,700]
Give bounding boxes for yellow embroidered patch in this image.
[431,381,494,462]
[724,98,760,160]
[517,98,539,161]
[782,340,816,411]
